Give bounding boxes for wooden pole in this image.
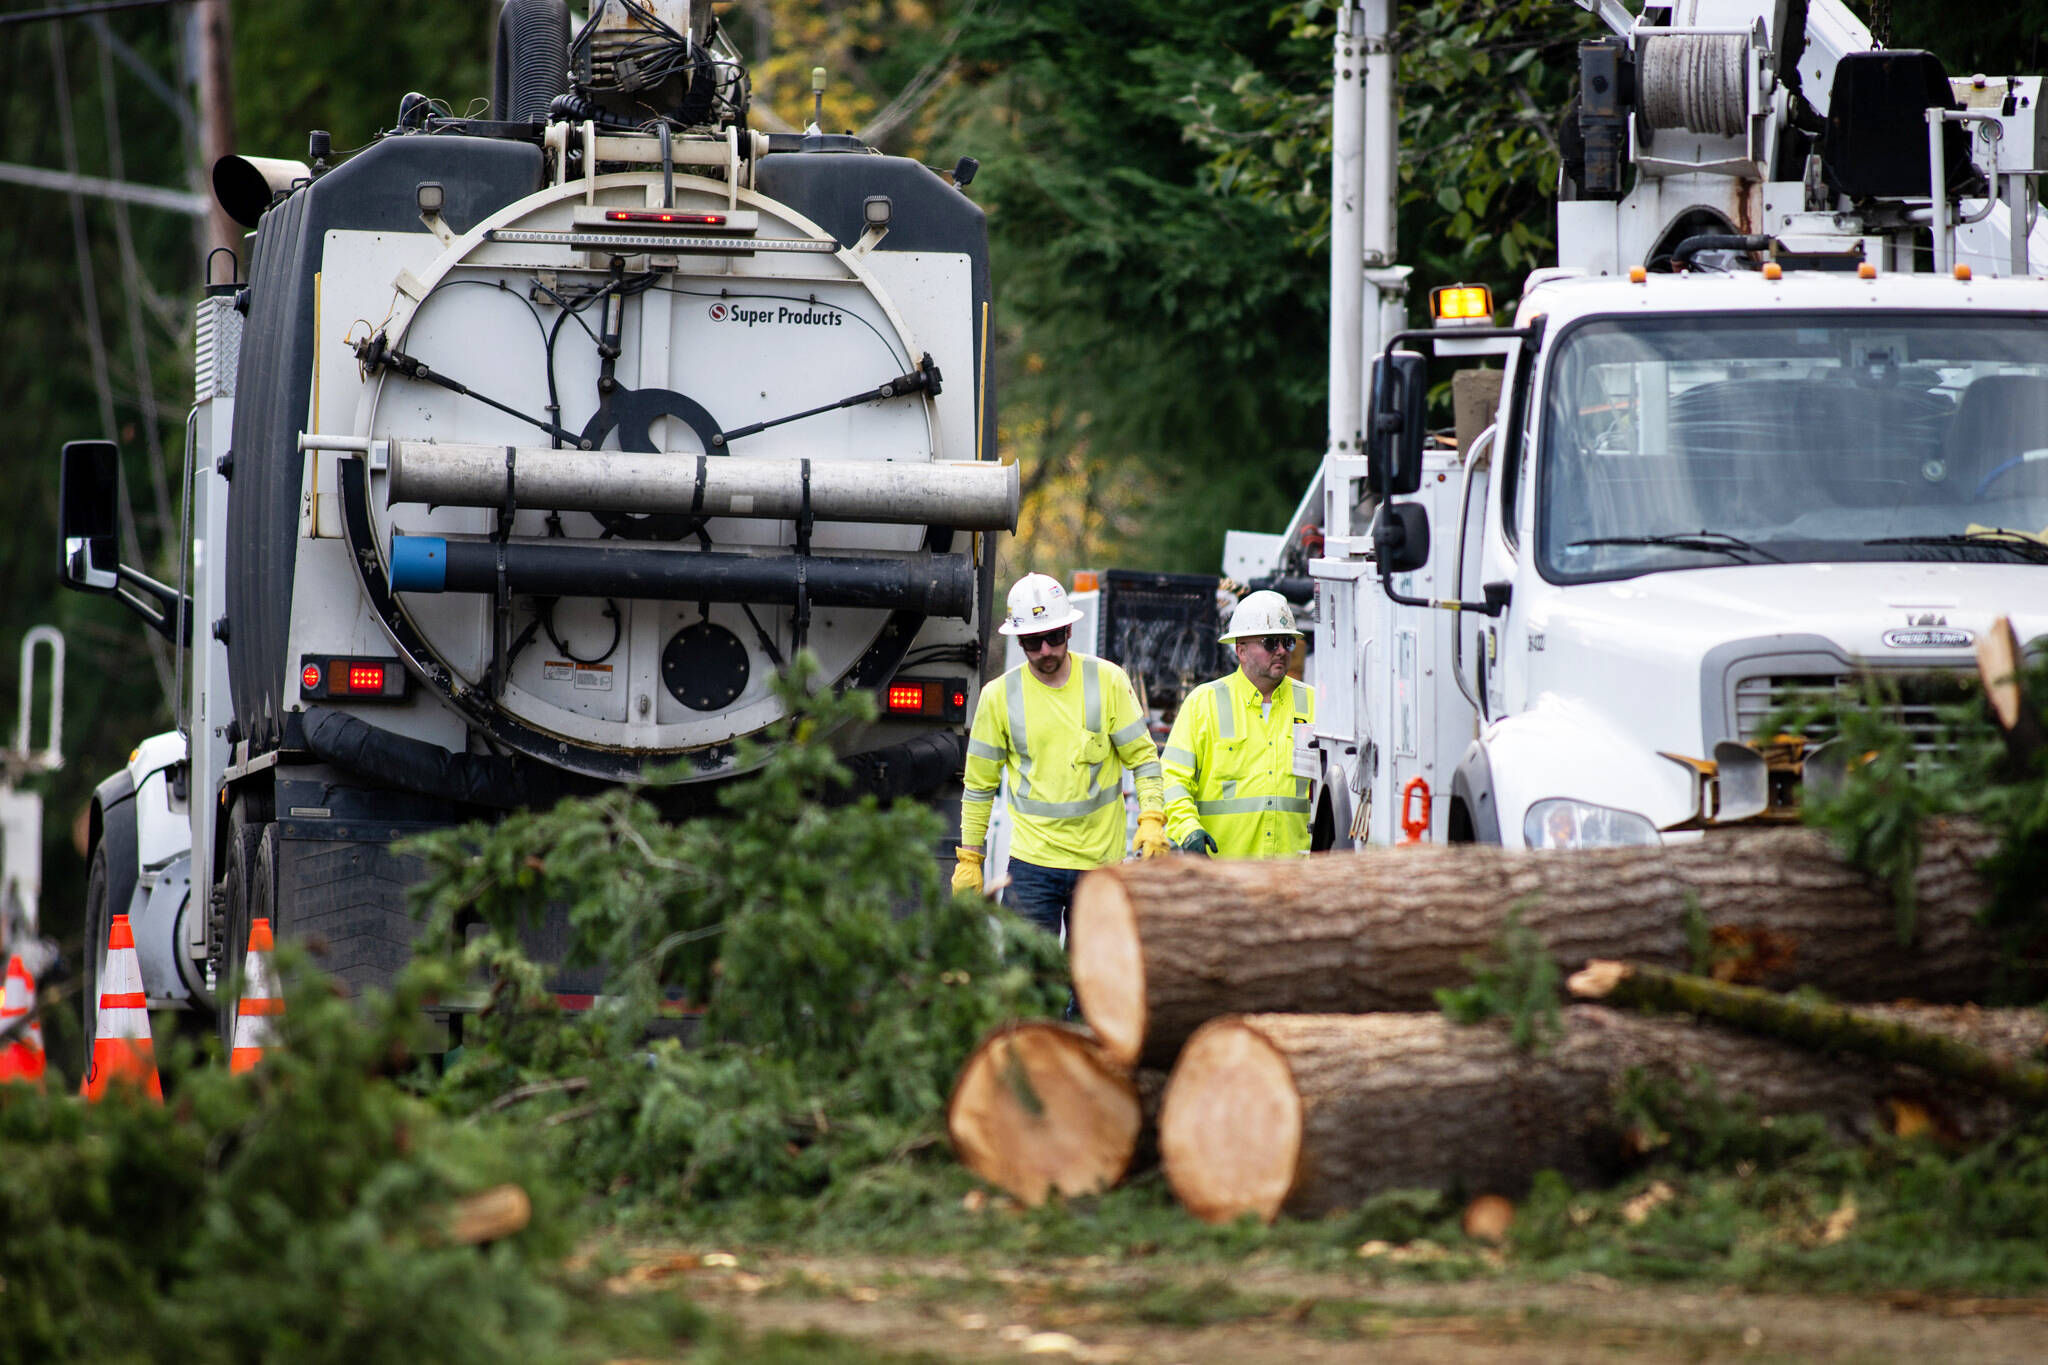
[195,0,239,267]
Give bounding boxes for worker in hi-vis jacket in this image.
[952,573,1172,938]
[1161,590,1318,859]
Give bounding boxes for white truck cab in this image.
[1270,0,2048,851]
[1462,272,2048,847]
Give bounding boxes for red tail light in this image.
[879,677,967,723]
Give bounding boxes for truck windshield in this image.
[1536,314,2048,583]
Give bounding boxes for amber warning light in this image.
[1430,283,1494,324]
[881,677,967,723]
[299,655,406,700]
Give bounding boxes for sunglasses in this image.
[1019,626,1071,653]
[1255,635,1298,652]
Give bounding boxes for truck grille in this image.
[1731,672,1982,769]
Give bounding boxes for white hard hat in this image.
[998,572,1085,636]
[1218,589,1302,643]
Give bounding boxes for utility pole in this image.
[195,0,236,265]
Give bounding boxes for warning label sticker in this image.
[543,661,615,691]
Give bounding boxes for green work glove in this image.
[1178,829,1218,856]
[951,845,985,895]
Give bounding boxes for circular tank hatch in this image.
[663,620,751,711]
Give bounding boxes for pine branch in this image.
[1568,959,2048,1106]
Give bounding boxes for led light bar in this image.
[604,209,729,226]
[299,654,408,700]
[485,228,836,254]
[574,206,760,234]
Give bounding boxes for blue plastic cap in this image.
[387,536,448,593]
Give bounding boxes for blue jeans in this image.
[1005,859,1084,942]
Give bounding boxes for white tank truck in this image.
[55,0,1011,1046]
[1250,0,2048,849]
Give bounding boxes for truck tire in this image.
[81,843,111,1071]
[216,802,273,1053]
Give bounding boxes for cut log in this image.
[946,1021,1141,1206]
[1158,1008,2038,1224]
[1977,615,2044,770]
[439,1184,532,1245]
[1071,822,2004,1069]
[1569,959,2048,1105]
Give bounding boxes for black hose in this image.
[493,0,571,123]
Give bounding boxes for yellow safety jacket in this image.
[960,653,1163,871]
[1161,671,1316,859]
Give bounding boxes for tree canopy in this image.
[0,0,2030,920]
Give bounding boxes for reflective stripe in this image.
[1111,719,1148,746]
[1297,776,1311,798]
[1133,761,1162,779]
[1292,683,1311,719]
[1211,681,1236,739]
[1082,657,1102,733]
[1011,786,1123,818]
[961,788,996,804]
[1218,778,1237,800]
[1165,782,1194,805]
[1005,670,1031,795]
[1195,795,1313,816]
[966,739,1004,762]
[1161,745,1197,768]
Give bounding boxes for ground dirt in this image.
[618,1247,2048,1363]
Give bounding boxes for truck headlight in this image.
[1523,799,1661,850]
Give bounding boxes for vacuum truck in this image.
[56,0,1007,1042]
[1262,0,2048,848]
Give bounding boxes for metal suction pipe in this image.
[377,441,1019,531]
[387,537,977,619]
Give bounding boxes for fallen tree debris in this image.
[1568,959,2048,1105]
[1069,822,2004,1068]
[1156,1007,2034,1224]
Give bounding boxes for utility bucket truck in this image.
[1289,0,2048,851]
[57,0,1004,1045]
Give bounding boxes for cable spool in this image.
[1638,33,1749,138]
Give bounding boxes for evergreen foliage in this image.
[407,657,1067,1213]
[0,952,629,1365]
[1433,903,1562,1053]
[1769,646,2048,966]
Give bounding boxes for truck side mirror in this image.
[56,439,190,644]
[1367,350,1428,496]
[1373,500,1431,575]
[58,440,122,593]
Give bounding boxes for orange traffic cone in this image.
[0,953,46,1087]
[229,916,284,1073]
[81,913,162,1102]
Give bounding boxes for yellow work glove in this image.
[951,846,985,896]
[1133,811,1173,859]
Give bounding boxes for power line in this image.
[0,160,206,214]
